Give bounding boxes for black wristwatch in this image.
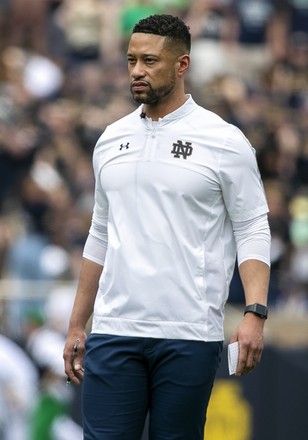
[244,303,268,319]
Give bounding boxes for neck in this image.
[143,92,188,121]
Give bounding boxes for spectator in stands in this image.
[7,0,50,54]
[0,334,38,440]
[188,0,285,85]
[56,0,123,66]
[25,286,83,439]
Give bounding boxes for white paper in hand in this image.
[228,341,239,375]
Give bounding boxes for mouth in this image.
[131,81,149,92]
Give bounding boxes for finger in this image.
[246,351,256,369]
[237,352,260,376]
[72,339,85,381]
[65,357,85,384]
[236,350,256,376]
[65,364,81,384]
[73,361,84,380]
[235,344,248,376]
[64,351,83,384]
[237,363,253,376]
[247,346,262,368]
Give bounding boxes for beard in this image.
[130,74,176,105]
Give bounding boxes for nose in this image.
[130,61,145,79]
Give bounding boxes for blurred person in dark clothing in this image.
[8,0,50,54]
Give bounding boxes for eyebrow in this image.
[127,52,159,58]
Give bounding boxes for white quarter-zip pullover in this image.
[84,96,270,341]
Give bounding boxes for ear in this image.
[177,54,190,77]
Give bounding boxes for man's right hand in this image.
[63,332,87,385]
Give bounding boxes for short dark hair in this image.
[132,14,191,54]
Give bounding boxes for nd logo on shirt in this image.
[171,140,193,159]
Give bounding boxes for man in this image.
[64,14,271,440]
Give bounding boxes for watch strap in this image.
[244,303,268,319]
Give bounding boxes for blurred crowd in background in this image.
[0,0,307,439]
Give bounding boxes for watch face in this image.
[255,304,268,317]
[245,304,268,319]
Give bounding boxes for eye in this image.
[145,57,156,64]
[127,57,136,65]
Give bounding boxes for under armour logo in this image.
[119,142,130,150]
[171,140,193,159]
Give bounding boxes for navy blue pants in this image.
[82,334,223,440]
